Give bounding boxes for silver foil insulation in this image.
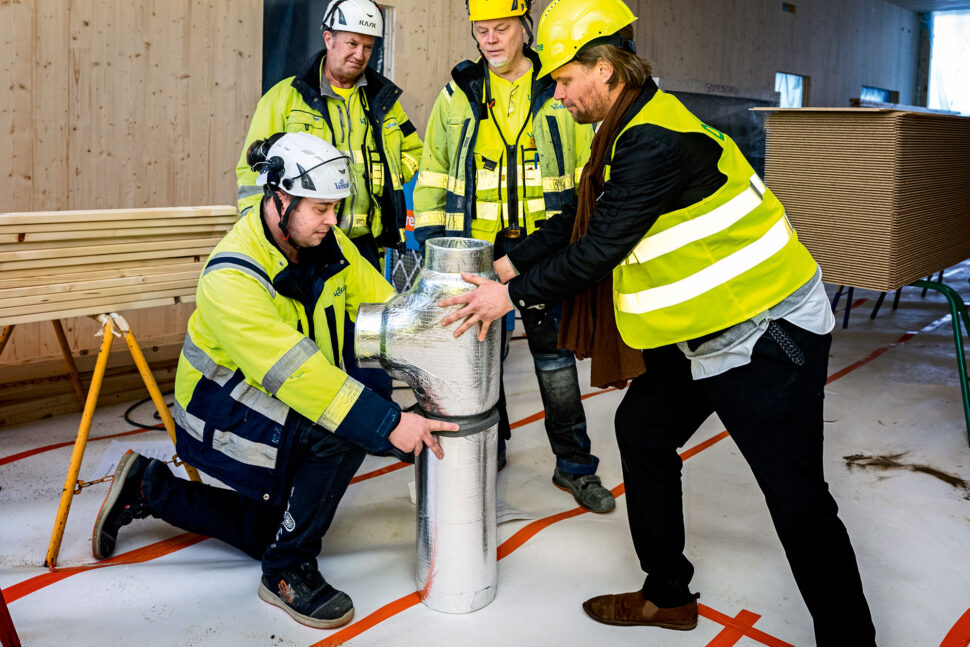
[355,237,502,613]
[355,237,501,417]
[415,409,498,613]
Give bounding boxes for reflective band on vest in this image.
[606,88,818,349]
[616,216,794,315]
[621,177,763,267]
[418,170,450,190]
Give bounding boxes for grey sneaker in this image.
[552,468,616,513]
[258,561,354,629]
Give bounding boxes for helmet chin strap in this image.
[265,186,303,245]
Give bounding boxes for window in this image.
[775,72,806,108]
[929,9,970,115]
[860,85,898,103]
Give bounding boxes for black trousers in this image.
[614,321,875,646]
[495,303,598,475]
[142,418,365,576]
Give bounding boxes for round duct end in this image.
[354,302,385,369]
[425,237,495,275]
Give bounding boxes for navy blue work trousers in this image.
[142,418,365,576]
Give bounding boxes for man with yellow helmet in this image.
[414,0,614,513]
[440,0,875,642]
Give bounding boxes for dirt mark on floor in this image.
[844,452,970,500]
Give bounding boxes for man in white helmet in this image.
[91,132,457,630]
[238,0,422,405]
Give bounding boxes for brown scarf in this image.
[557,82,646,389]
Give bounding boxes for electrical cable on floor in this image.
[123,393,171,430]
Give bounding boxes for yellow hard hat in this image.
[467,0,529,22]
[535,0,637,79]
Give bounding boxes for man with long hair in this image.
[438,0,875,643]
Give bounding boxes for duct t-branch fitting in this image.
[355,238,501,613]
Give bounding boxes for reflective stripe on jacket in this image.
[412,48,592,244]
[608,90,818,349]
[173,209,398,504]
[236,50,422,247]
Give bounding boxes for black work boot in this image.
[258,561,354,629]
[91,450,153,559]
[552,467,616,513]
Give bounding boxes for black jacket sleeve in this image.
[507,125,690,308]
[504,198,577,274]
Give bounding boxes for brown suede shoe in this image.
[582,591,699,630]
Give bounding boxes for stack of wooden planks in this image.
[0,206,237,426]
[0,206,237,325]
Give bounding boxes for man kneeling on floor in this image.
[90,132,457,630]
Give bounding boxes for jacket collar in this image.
[614,76,659,135]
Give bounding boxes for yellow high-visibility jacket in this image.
[173,206,397,504]
[413,49,592,244]
[237,50,422,247]
[505,80,817,349]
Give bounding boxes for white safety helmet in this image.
[321,0,384,38]
[248,132,355,241]
[251,131,354,201]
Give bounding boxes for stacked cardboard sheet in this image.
[757,108,970,292]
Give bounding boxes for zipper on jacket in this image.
[324,306,341,369]
[483,78,535,237]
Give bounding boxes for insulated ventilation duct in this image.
[356,237,502,613]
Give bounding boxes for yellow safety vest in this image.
[608,90,818,349]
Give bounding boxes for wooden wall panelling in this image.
[389,0,479,137]
[1,0,34,211]
[611,0,918,108]
[1,1,261,413]
[34,1,70,212]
